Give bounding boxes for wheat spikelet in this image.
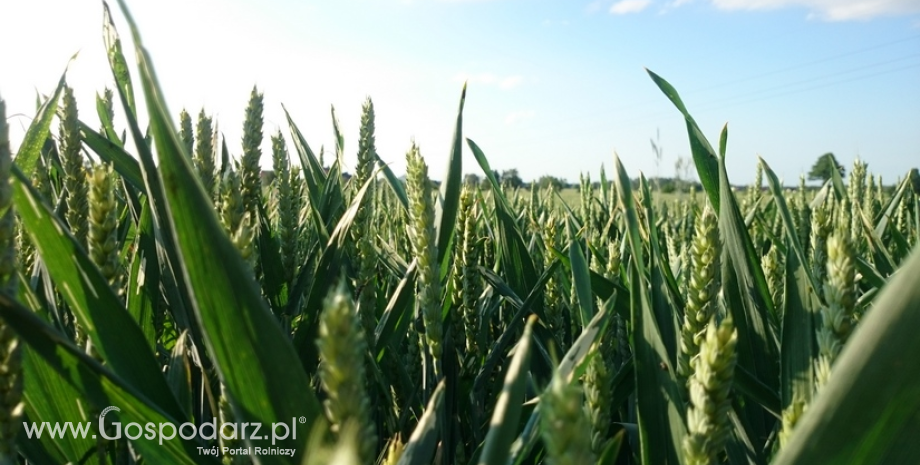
[194,109,217,201]
[98,87,114,134]
[178,108,194,157]
[270,131,297,286]
[87,164,122,291]
[540,376,594,465]
[405,143,442,380]
[353,97,378,336]
[59,86,88,248]
[678,203,720,385]
[683,315,738,465]
[451,185,481,361]
[317,284,376,463]
[240,86,264,220]
[815,232,856,389]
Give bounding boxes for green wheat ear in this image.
[98,87,114,135]
[59,85,88,249]
[816,232,856,389]
[270,131,297,286]
[451,184,481,361]
[678,202,721,386]
[316,283,376,464]
[0,98,23,462]
[683,315,738,465]
[220,166,256,273]
[87,163,122,292]
[584,337,613,456]
[194,109,217,202]
[763,245,784,323]
[540,375,595,465]
[778,382,808,449]
[178,108,194,157]
[405,142,442,381]
[353,97,378,337]
[542,213,564,338]
[240,85,264,219]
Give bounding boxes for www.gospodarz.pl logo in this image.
[24,405,304,447]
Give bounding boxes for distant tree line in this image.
[462,170,703,193]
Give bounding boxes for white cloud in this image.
[665,0,695,8]
[659,0,694,14]
[709,0,920,21]
[610,0,653,14]
[500,75,523,89]
[586,0,606,13]
[504,110,535,125]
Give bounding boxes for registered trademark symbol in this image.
[299,417,306,424]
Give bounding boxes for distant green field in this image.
[540,187,691,209]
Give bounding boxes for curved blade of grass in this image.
[614,153,685,465]
[125,200,159,352]
[318,157,347,233]
[16,415,69,465]
[829,161,846,199]
[22,347,97,464]
[646,68,720,211]
[331,104,345,161]
[166,331,194,418]
[282,103,325,188]
[397,381,445,465]
[13,66,67,176]
[480,266,524,309]
[292,172,377,374]
[12,167,183,420]
[714,126,778,449]
[80,121,144,191]
[779,233,817,415]
[96,89,123,147]
[508,299,615,463]
[374,260,418,355]
[468,138,538,298]
[282,241,319,318]
[638,175,681,365]
[375,154,409,210]
[104,0,205,360]
[726,405,763,465]
[117,1,324,459]
[436,82,466,270]
[566,216,594,326]
[103,2,136,117]
[473,259,562,413]
[774,246,920,465]
[859,210,896,277]
[477,315,536,465]
[0,292,212,465]
[761,157,821,300]
[733,365,782,419]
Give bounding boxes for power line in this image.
[487,33,920,131]
[690,52,920,110]
[684,34,920,94]
[473,59,920,151]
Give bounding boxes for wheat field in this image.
[0,2,918,465]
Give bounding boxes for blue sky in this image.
[2,0,919,186]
